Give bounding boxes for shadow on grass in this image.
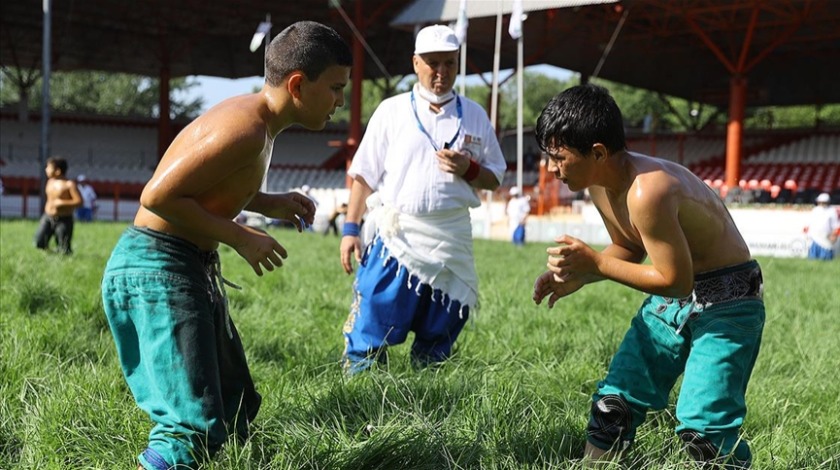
[338,426,485,470]
[0,431,23,469]
[16,282,70,315]
[495,424,585,467]
[291,372,589,469]
[246,335,340,377]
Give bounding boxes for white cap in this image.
[77,174,86,182]
[816,192,830,203]
[509,186,521,196]
[414,25,460,55]
[301,184,311,192]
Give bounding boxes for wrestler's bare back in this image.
[592,152,751,274]
[134,94,274,250]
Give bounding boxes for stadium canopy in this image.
[391,0,840,108]
[2,0,839,186]
[4,0,838,107]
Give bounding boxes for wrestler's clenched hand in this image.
[259,192,316,232]
[435,148,470,176]
[546,235,600,283]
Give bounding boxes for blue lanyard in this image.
[410,90,462,151]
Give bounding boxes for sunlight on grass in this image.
[1,219,839,469]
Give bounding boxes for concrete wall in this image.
[1,193,828,259]
[470,202,825,258]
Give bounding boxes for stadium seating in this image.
[0,114,348,186]
[2,112,837,206]
[266,167,347,192]
[629,135,726,167]
[749,134,839,164]
[687,133,840,203]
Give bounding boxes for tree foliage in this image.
[330,76,407,124]
[497,71,577,131]
[591,78,839,134]
[2,66,836,131]
[0,68,204,119]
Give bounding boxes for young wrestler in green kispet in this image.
[533,84,764,469]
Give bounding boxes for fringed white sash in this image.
[362,193,478,317]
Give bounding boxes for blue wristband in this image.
[343,222,360,237]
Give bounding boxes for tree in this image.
[593,78,839,133]
[0,68,204,119]
[743,104,840,130]
[498,71,576,131]
[274,68,839,132]
[330,75,408,125]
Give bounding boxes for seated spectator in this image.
[770,184,781,202]
[725,186,743,204]
[757,179,773,203]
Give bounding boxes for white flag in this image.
[508,0,523,40]
[250,21,272,52]
[454,0,469,44]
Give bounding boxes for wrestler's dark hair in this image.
[265,21,352,86]
[535,83,626,156]
[46,157,68,175]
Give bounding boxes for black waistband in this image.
[46,214,74,222]
[693,260,763,305]
[130,225,218,266]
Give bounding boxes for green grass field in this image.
[1,219,839,469]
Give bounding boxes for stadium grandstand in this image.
[2,109,838,220]
[0,110,352,219]
[627,131,840,204]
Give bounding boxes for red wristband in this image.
[462,159,481,182]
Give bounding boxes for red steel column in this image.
[537,159,547,216]
[725,77,746,188]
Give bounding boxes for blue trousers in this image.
[808,242,834,260]
[76,207,94,222]
[512,224,526,245]
[342,237,470,373]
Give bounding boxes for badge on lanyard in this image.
[411,91,463,152]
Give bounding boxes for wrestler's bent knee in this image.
[679,430,751,469]
[586,394,633,451]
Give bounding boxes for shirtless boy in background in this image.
[532,84,765,469]
[100,21,351,470]
[34,157,82,254]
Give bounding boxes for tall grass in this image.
[1,219,838,469]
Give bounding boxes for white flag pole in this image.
[251,15,272,194]
[490,0,503,131]
[509,0,525,192]
[460,44,467,96]
[516,33,524,192]
[454,0,469,96]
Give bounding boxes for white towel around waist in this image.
[362,193,478,313]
